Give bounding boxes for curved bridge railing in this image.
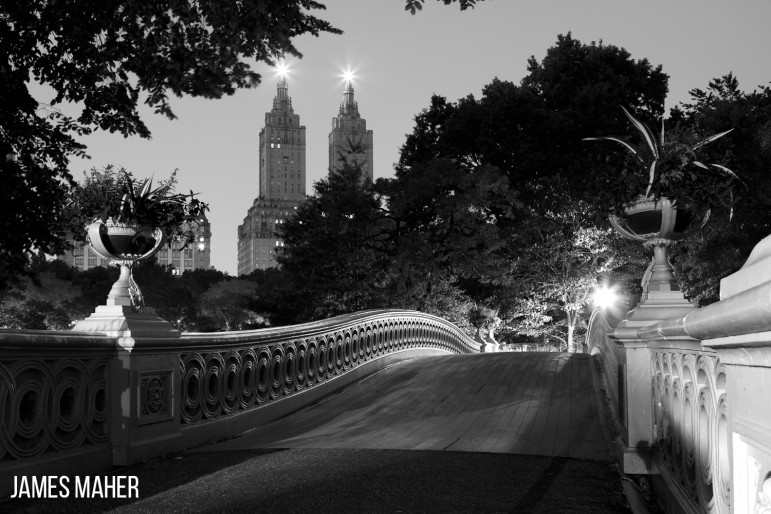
[0,309,477,496]
[177,310,479,426]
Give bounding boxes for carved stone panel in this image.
[139,371,173,425]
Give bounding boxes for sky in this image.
[61,0,771,275]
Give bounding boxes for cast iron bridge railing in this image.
[0,309,479,496]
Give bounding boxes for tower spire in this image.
[273,76,292,110]
[339,80,359,117]
[277,76,288,100]
[344,80,354,106]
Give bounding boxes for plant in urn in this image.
[66,166,208,335]
[584,108,740,329]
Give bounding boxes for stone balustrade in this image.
[0,309,478,497]
[588,234,771,513]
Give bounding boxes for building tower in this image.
[237,76,306,274]
[328,80,373,181]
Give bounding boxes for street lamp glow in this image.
[592,283,619,310]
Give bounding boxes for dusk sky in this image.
[62,0,771,275]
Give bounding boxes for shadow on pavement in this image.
[4,448,631,513]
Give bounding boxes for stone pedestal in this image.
[72,261,180,340]
[476,329,497,353]
[612,242,696,474]
[72,265,182,466]
[615,243,697,337]
[73,305,180,341]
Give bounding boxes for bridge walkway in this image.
[7,352,635,513]
[212,351,613,460]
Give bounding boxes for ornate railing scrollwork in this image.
[178,310,478,425]
[0,332,112,466]
[652,348,730,514]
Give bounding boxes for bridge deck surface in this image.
[212,352,612,461]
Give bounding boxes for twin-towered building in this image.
[237,78,373,275]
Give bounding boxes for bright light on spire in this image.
[342,68,355,86]
[276,60,290,80]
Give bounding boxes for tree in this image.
[404,0,484,15]
[667,75,771,304]
[522,33,668,125]
[132,261,196,328]
[381,158,521,325]
[398,34,669,206]
[0,259,81,330]
[508,190,644,352]
[393,34,667,344]
[70,265,120,317]
[277,155,394,321]
[199,279,264,331]
[1,0,340,289]
[179,268,229,298]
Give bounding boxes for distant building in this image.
[237,77,306,275]
[328,81,373,181]
[59,215,212,275]
[156,215,212,275]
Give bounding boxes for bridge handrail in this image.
[175,309,479,425]
[179,309,480,352]
[0,308,477,492]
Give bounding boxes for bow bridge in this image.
[5,235,771,512]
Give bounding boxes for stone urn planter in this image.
[65,169,207,308]
[68,168,206,337]
[609,197,709,245]
[610,197,708,332]
[87,221,165,260]
[86,221,166,309]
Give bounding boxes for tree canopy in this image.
[404,0,484,15]
[1,0,340,289]
[397,33,669,208]
[276,153,394,321]
[668,75,771,304]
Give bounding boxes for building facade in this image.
[237,78,306,274]
[328,81,374,181]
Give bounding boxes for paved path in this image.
[210,352,613,461]
[6,352,634,513]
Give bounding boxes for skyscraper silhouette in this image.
[328,80,373,181]
[237,77,306,274]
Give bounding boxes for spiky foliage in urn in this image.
[585,107,740,242]
[585,108,741,324]
[65,165,208,253]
